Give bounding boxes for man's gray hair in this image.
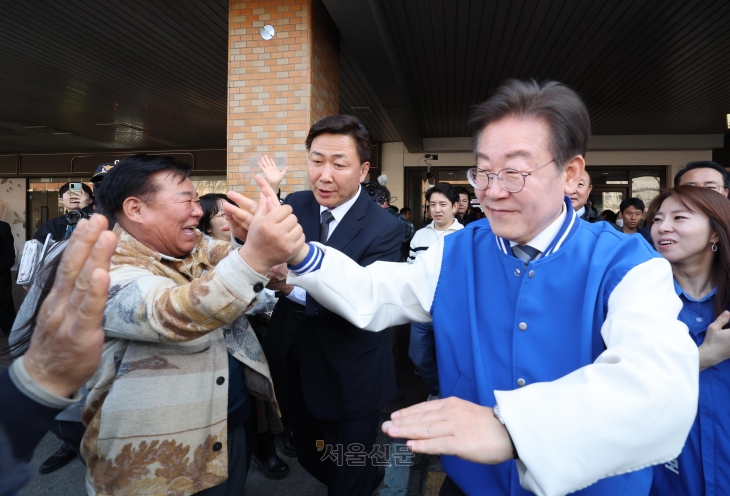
[470,80,590,169]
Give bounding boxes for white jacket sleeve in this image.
[287,240,445,330]
[495,258,699,496]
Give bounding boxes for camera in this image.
[66,209,91,226]
[363,181,392,205]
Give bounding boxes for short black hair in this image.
[59,182,93,198]
[198,193,236,235]
[426,182,459,205]
[674,160,730,189]
[305,115,372,164]
[454,185,470,197]
[400,207,411,215]
[96,154,190,221]
[600,209,617,223]
[619,197,645,214]
[470,80,590,170]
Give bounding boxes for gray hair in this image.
[470,80,590,169]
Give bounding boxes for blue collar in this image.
[673,279,717,303]
[495,197,579,257]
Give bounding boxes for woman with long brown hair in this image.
[648,185,730,495]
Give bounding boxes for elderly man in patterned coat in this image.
[83,154,304,496]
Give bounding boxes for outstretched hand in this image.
[224,175,281,241]
[381,397,514,465]
[232,177,305,275]
[22,215,118,398]
[258,155,288,190]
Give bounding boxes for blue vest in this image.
[432,198,658,495]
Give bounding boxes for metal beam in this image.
[323,0,423,152]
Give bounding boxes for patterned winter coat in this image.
[81,225,278,496]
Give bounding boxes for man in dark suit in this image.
[264,115,404,495]
[0,220,16,335]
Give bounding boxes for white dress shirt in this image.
[508,204,565,256]
[287,186,361,305]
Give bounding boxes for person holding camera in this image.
[33,182,94,242]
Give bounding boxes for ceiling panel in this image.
[379,0,730,137]
[339,44,401,143]
[1,0,729,155]
[0,0,228,153]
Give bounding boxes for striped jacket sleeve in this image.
[288,240,444,330]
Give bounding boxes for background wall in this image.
[227,0,339,196]
[585,150,713,181]
[381,141,714,204]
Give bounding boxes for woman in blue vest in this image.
[648,185,730,496]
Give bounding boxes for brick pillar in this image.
[227,0,339,195]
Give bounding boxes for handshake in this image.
[223,175,309,277]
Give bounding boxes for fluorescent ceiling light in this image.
[25,125,73,135]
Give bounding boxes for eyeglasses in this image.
[685,182,725,193]
[467,159,556,193]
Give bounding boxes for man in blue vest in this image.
[228,80,699,495]
[262,80,699,496]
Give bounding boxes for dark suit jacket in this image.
[0,221,14,271]
[0,369,63,461]
[266,189,404,422]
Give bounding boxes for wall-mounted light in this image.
[261,25,275,40]
[726,114,730,129]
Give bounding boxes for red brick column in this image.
[228,0,339,196]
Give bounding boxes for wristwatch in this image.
[493,404,519,460]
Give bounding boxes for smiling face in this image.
[121,171,203,257]
[651,196,718,265]
[473,116,583,244]
[307,133,369,209]
[207,200,231,241]
[428,191,457,230]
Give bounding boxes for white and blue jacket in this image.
[289,198,699,496]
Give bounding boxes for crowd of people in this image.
[1,78,729,496]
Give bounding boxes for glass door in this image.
[587,165,667,219]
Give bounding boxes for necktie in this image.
[511,244,540,264]
[320,210,335,243]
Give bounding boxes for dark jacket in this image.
[638,225,654,249]
[265,189,404,421]
[0,369,66,495]
[34,205,94,242]
[0,222,14,271]
[579,204,600,223]
[456,211,477,226]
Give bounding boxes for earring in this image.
[712,242,718,252]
